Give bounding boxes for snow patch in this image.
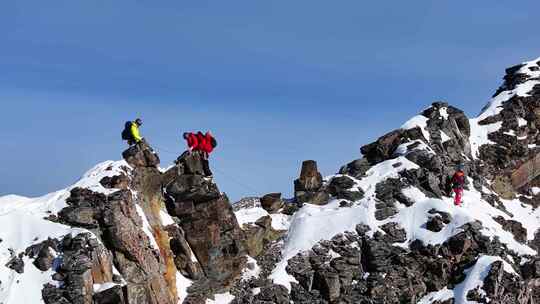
[518,117,528,127]
[242,256,261,280]
[160,209,176,226]
[402,115,430,141]
[440,131,451,143]
[176,271,193,303]
[394,140,435,156]
[206,292,235,304]
[453,256,515,303]
[270,213,291,231]
[135,205,160,250]
[93,282,120,293]
[469,119,502,159]
[439,107,449,120]
[234,205,291,231]
[235,207,269,227]
[416,288,453,304]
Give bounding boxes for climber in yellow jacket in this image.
[131,118,143,143]
[122,118,143,145]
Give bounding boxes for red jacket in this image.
[185,133,199,150]
[197,132,215,154]
[452,171,465,189]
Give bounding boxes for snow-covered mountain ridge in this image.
[231,57,540,304]
[1,56,540,304]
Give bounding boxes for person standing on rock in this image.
[182,131,217,177]
[451,165,466,206]
[183,132,199,152]
[197,131,216,178]
[122,118,143,146]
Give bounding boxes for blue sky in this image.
[1,1,539,201]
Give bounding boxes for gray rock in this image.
[5,255,24,274]
[260,193,283,213]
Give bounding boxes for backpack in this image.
[452,172,465,189]
[121,121,132,140]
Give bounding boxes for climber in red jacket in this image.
[197,131,216,154]
[451,165,466,206]
[184,131,217,177]
[183,132,199,152]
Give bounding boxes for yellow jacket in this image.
[130,123,142,142]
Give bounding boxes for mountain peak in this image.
[1,56,540,304]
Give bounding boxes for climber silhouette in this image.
[182,131,217,178]
[451,165,466,206]
[122,118,143,146]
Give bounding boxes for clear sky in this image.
[1,1,539,201]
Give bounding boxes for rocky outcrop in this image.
[493,216,528,243]
[481,260,540,303]
[55,187,177,304]
[294,160,330,205]
[42,145,180,304]
[242,216,284,257]
[100,173,129,190]
[130,164,179,301]
[260,193,284,213]
[421,102,471,158]
[40,233,118,304]
[274,220,534,304]
[232,197,260,211]
[37,145,252,304]
[339,158,371,179]
[5,254,25,274]
[476,62,540,194]
[165,225,204,280]
[122,140,160,168]
[165,152,247,293]
[327,176,364,201]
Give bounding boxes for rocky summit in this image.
[1,56,540,304]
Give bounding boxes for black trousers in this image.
[202,155,213,177]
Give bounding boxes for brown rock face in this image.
[131,166,180,301]
[294,160,330,205]
[97,190,177,304]
[165,225,205,280]
[53,185,177,304]
[165,152,247,290]
[298,160,323,191]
